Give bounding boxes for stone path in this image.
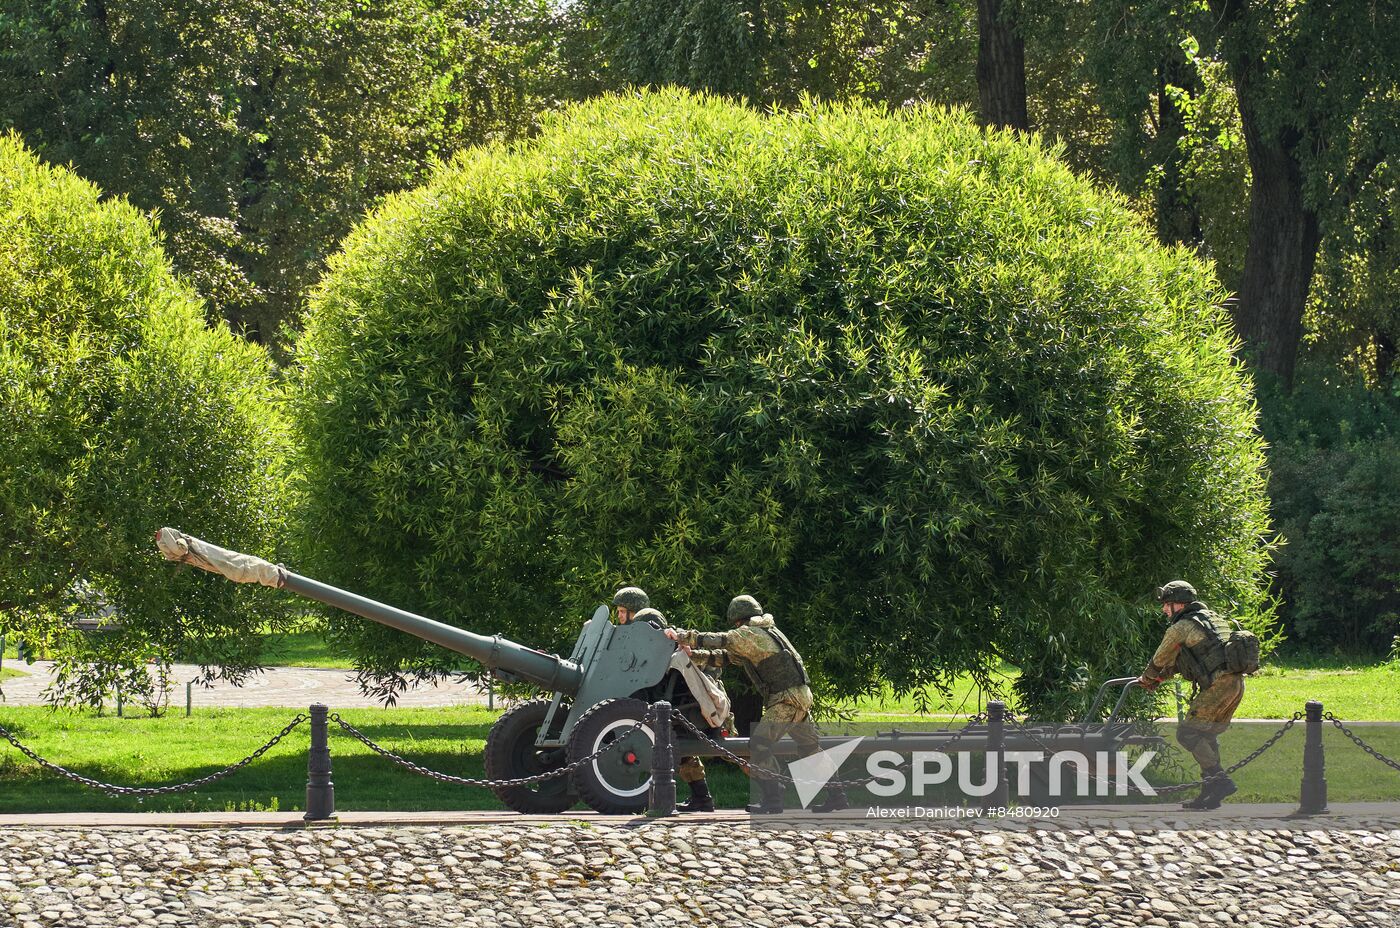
[0,662,493,709]
[0,816,1397,927]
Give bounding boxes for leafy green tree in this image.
[1061,0,1397,392]
[293,91,1276,714]
[575,0,984,109]
[1261,376,1400,652]
[0,135,289,707]
[0,0,567,343]
[1198,0,1397,387]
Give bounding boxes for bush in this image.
[296,91,1275,714]
[0,135,290,702]
[1261,373,1400,653]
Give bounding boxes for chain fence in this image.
[1324,712,1400,775]
[674,706,1309,800]
[1004,709,1304,797]
[674,711,871,789]
[1,699,1394,808]
[329,710,653,788]
[673,710,998,791]
[0,714,308,798]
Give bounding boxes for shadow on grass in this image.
[321,718,495,741]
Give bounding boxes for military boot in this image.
[746,778,785,814]
[1197,769,1238,810]
[677,779,715,813]
[1181,767,1236,810]
[809,784,849,813]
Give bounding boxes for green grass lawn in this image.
[245,628,356,669]
[4,621,358,670]
[841,660,1400,722]
[0,706,504,814]
[2,705,1398,814]
[1238,660,1400,719]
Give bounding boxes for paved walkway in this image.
[0,803,1397,830]
[0,661,494,709]
[1,814,1398,927]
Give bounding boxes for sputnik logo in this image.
[779,737,1161,805]
[788,736,867,808]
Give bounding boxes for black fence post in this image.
[985,701,1009,810]
[1297,699,1328,816]
[304,704,336,822]
[647,701,676,818]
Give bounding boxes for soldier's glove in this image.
[1136,675,1159,692]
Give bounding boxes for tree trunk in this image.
[976,0,1028,132]
[1155,55,1201,247]
[1231,125,1320,388]
[1377,329,1396,386]
[1208,0,1321,388]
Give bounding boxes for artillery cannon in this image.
[156,528,715,814]
[157,528,1162,814]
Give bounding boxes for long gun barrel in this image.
[155,528,583,694]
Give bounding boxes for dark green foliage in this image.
[0,136,289,701]
[575,1,981,110]
[1261,374,1400,652]
[294,91,1275,714]
[0,0,568,342]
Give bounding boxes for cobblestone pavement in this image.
[0,662,491,709]
[1,821,1397,928]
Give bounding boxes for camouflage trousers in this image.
[749,698,822,781]
[1176,672,1245,771]
[678,756,707,783]
[678,711,734,783]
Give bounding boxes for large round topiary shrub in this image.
[296,90,1274,712]
[0,135,289,702]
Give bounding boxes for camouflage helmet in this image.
[632,607,668,627]
[1156,580,1197,605]
[612,587,650,612]
[726,594,763,623]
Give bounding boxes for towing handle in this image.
[1085,675,1144,725]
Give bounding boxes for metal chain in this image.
[939,711,990,747]
[1004,710,1302,796]
[0,714,308,798]
[1324,712,1400,775]
[329,709,655,788]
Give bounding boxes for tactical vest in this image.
[741,624,810,703]
[1175,605,1233,686]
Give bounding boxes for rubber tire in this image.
[484,698,577,814]
[568,698,655,815]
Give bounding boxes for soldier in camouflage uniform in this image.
[1137,581,1246,810]
[666,595,847,814]
[630,606,726,812]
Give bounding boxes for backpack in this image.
[1191,612,1261,677]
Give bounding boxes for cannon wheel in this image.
[484,698,577,814]
[567,698,655,815]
